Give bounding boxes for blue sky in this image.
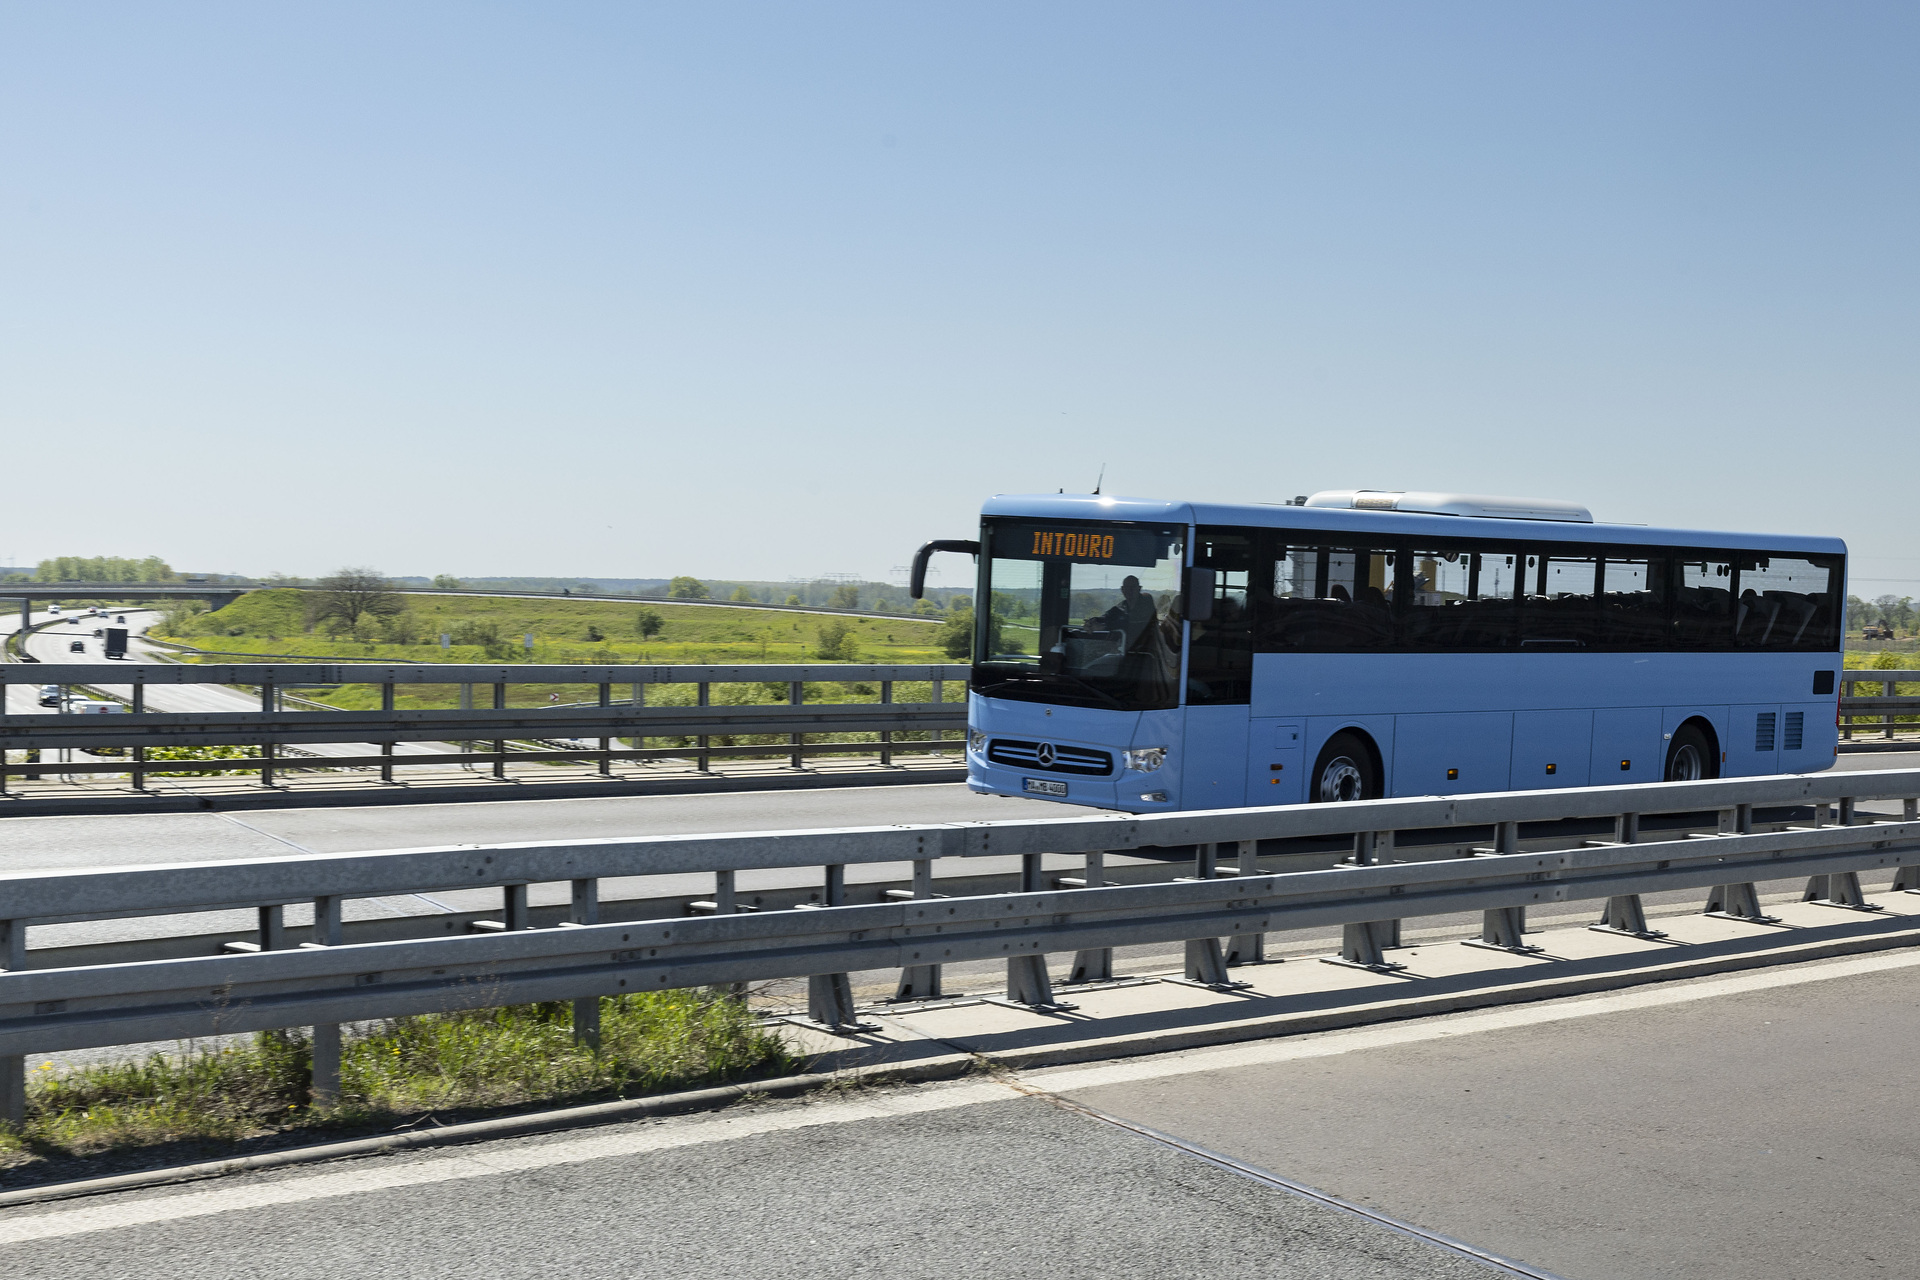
[2,3,1915,589]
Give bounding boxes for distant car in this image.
[46,605,61,615]
[37,685,59,707]
[114,615,126,623]
[92,628,103,637]
[68,640,84,653]
[1864,625,1891,639]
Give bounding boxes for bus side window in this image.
[1521,554,1598,648]
[1599,556,1669,649]
[1400,548,1517,649]
[1675,558,1735,648]
[1735,556,1838,649]
[1260,544,1392,650]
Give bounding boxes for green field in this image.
[154,589,960,712]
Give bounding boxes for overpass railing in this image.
[1841,669,1920,741]
[3,767,1919,1119]
[0,663,971,787]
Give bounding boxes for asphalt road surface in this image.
[5,950,1916,1279]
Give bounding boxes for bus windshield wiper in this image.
[976,671,1127,711]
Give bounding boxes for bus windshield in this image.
[972,518,1186,711]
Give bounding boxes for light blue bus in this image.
[911,489,1846,813]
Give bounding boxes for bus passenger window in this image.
[1520,554,1597,648]
[1735,556,1839,650]
[1675,559,1735,648]
[1260,544,1393,650]
[1400,549,1516,649]
[1599,557,1669,649]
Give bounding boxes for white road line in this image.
[5,948,1916,1243]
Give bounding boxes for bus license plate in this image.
[1023,777,1068,797]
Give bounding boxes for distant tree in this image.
[730,586,754,602]
[432,574,464,590]
[815,619,860,661]
[939,607,1001,660]
[912,597,941,618]
[669,576,710,600]
[829,584,860,610]
[635,607,664,639]
[585,624,606,642]
[315,567,406,637]
[784,593,803,607]
[35,555,176,583]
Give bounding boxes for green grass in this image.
[161,589,949,666]
[0,992,796,1173]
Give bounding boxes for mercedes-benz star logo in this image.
[1036,743,1056,767]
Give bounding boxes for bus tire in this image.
[1311,732,1380,803]
[1665,721,1718,782]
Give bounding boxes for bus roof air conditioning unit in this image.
[1302,490,1593,523]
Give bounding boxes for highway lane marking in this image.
[3,947,1916,1243]
[1029,946,1920,1094]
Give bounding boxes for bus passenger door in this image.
[1249,719,1305,803]
[1593,707,1662,784]
[1511,709,1593,789]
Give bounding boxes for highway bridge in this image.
[2,758,1920,1278]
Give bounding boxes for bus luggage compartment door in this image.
[1511,709,1594,789]
[1391,713,1512,796]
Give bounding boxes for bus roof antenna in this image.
[1093,463,1106,495]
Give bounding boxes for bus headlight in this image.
[968,730,987,754]
[1123,747,1168,773]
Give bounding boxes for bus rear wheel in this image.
[1312,732,1380,803]
[1665,723,1717,782]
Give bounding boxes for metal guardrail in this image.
[3,768,1920,1119]
[0,663,970,786]
[1842,670,1920,741]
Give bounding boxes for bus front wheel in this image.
[1312,732,1380,803]
[1665,723,1718,782]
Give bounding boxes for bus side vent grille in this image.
[1755,712,1777,753]
[986,739,1114,777]
[1784,711,1804,751]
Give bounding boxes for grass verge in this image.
[0,991,797,1180]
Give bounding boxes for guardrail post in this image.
[879,680,894,767]
[696,682,712,773]
[931,677,944,750]
[807,864,860,1028]
[504,884,530,931]
[1,919,26,1126]
[632,681,645,758]
[308,895,343,1105]
[380,681,395,783]
[1706,804,1780,922]
[894,858,943,1000]
[130,680,147,791]
[598,682,612,776]
[492,681,507,779]
[260,681,276,787]
[1887,679,1898,739]
[1805,796,1884,911]
[1594,814,1667,938]
[1896,800,1920,893]
[788,681,804,769]
[1227,839,1267,964]
[1067,851,1114,983]
[1004,853,1070,1007]
[1331,832,1403,969]
[570,878,601,1052]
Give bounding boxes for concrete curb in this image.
[0,766,969,818]
[0,1056,982,1210]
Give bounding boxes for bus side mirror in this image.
[1186,568,1216,621]
[909,539,981,599]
